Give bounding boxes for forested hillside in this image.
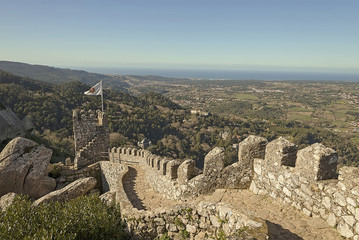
[1,70,358,167]
[0,61,129,90]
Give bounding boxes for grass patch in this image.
[287,113,312,122]
[332,121,348,128]
[333,111,348,120]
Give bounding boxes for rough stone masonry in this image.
[73,109,110,169]
[110,135,359,239]
[73,109,357,239]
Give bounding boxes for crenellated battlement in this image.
[109,136,342,199]
[110,145,252,200]
[110,135,359,239]
[110,146,148,164]
[111,147,198,182]
[72,109,106,129]
[240,136,359,239]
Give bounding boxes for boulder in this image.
[22,116,35,131]
[23,145,56,199]
[0,192,18,211]
[34,177,97,205]
[0,106,33,142]
[99,191,116,206]
[0,137,56,199]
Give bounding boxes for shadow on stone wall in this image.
[110,146,252,201]
[122,166,145,210]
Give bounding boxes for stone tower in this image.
[73,109,110,169]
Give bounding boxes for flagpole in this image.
[101,80,104,112]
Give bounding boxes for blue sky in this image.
[1,0,358,73]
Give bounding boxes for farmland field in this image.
[127,79,359,152]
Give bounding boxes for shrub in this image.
[0,195,130,240]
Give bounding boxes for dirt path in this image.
[124,164,342,240]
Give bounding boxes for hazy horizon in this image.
[1,0,358,73]
[2,59,358,81]
[75,66,359,81]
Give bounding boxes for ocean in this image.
[82,67,359,81]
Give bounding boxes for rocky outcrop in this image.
[0,106,34,143]
[0,192,18,211]
[0,137,56,199]
[34,177,97,205]
[23,145,56,199]
[99,191,116,206]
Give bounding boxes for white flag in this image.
[84,81,102,95]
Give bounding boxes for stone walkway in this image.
[123,164,342,240]
[195,189,342,240]
[122,163,180,211]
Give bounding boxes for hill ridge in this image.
[0,60,129,90]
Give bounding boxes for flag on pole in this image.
[84,81,102,95]
[84,80,104,111]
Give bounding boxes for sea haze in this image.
[82,67,359,81]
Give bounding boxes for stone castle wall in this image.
[245,136,359,239]
[58,163,102,191]
[58,161,124,197]
[99,161,125,193]
[116,164,268,240]
[110,135,359,239]
[73,109,110,169]
[109,146,251,201]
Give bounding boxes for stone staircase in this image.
[75,133,109,168]
[76,135,98,158]
[72,109,110,169]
